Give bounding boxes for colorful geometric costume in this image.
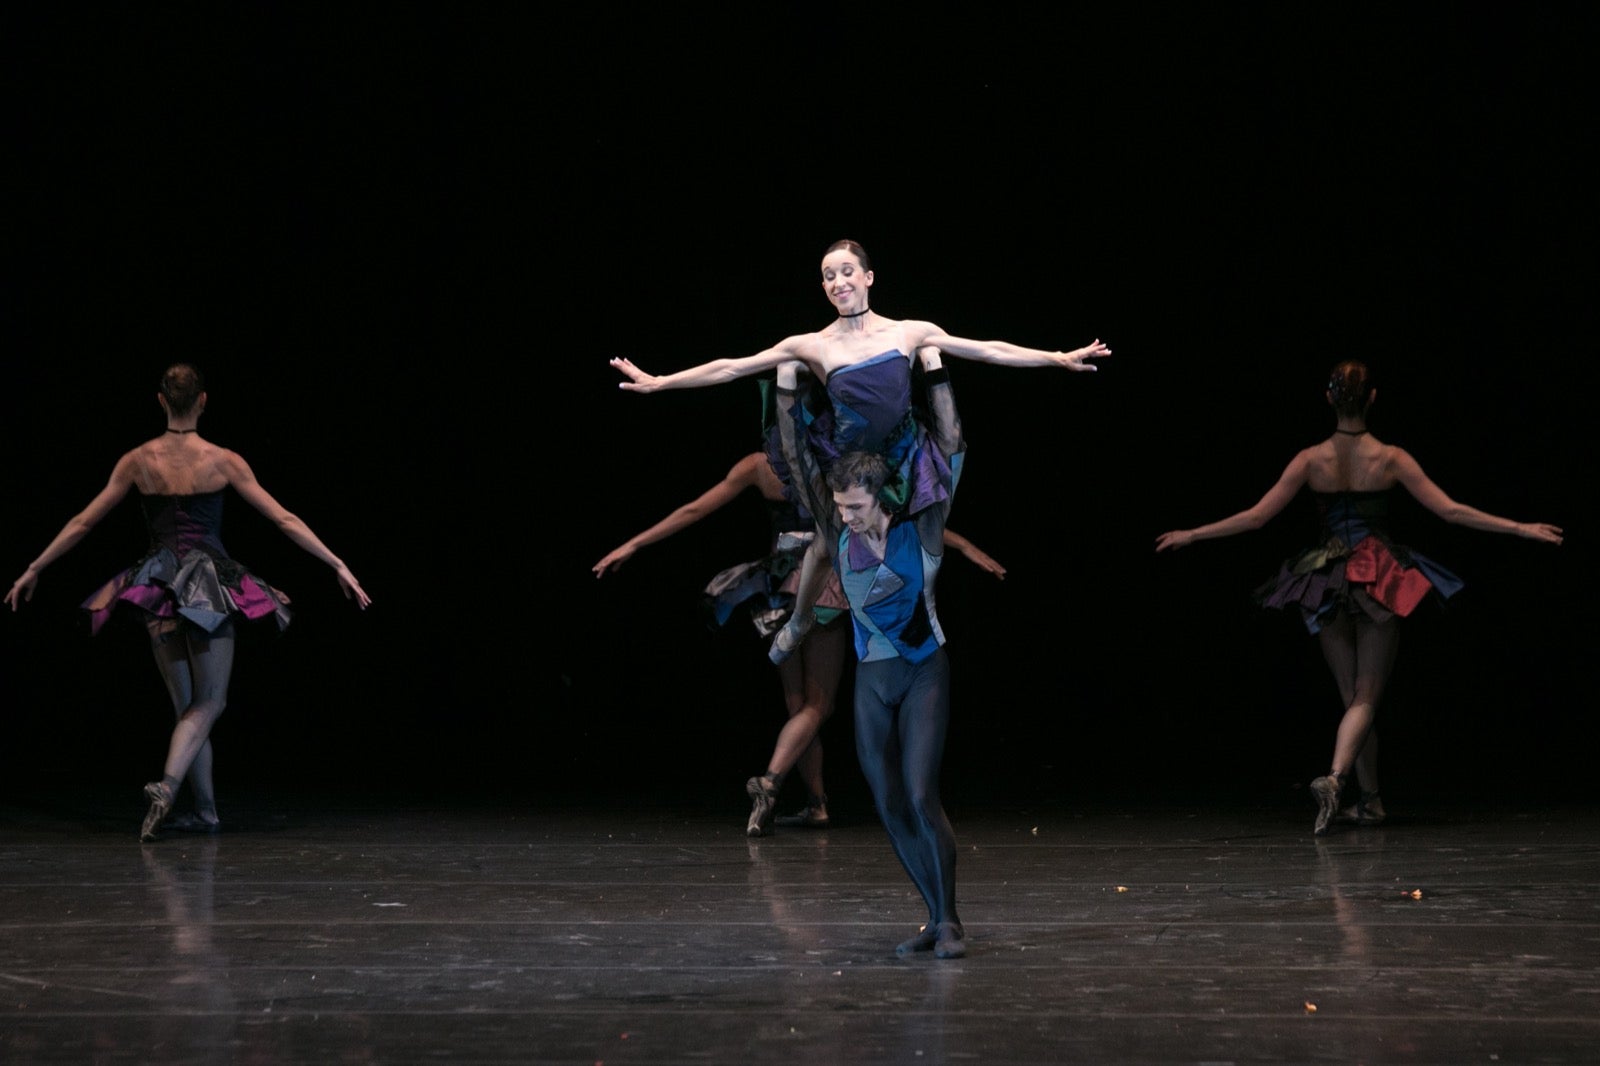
[1255,489,1464,634]
[81,490,291,636]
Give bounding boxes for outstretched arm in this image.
[222,451,372,608]
[611,335,821,393]
[593,454,765,577]
[907,321,1111,372]
[942,529,1006,579]
[1155,451,1310,552]
[1392,449,1564,544]
[5,453,138,610]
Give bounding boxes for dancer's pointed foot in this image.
[139,781,174,842]
[1310,775,1344,837]
[746,775,779,838]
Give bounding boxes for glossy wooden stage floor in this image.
[3,790,1597,1065]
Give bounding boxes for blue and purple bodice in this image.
[797,350,953,514]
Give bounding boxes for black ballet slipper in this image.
[933,922,966,959]
[1335,791,1386,827]
[167,811,221,834]
[896,925,938,956]
[775,796,830,829]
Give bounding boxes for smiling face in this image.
[820,248,873,315]
[833,484,885,536]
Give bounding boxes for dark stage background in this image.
[3,8,1594,814]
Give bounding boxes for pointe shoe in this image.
[746,775,779,838]
[1336,791,1386,827]
[896,924,938,956]
[1310,775,1344,837]
[140,782,174,843]
[933,922,967,959]
[167,811,222,834]
[767,615,814,665]
[775,795,830,829]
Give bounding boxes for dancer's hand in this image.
[610,358,664,393]
[4,570,37,611]
[593,544,636,577]
[961,544,1007,579]
[1056,339,1111,372]
[1518,522,1564,545]
[1154,530,1194,552]
[335,565,372,609]
[944,532,1006,579]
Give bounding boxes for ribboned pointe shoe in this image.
[139,781,174,843]
[1310,775,1343,837]
[766,615,813,665]
[896,924,938,956]
[746,776,779,838]
[933,922,967,959]
[1336,791,1386,827]
[775,795,830,829]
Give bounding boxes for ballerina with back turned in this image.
[6,364,370,841]
[1156,361,1562,834]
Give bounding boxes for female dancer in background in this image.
[594,407,1006,837]
[611,238,1106,659]
[1155,361,1562,834]
[5,364,370,840]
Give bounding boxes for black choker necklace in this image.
[838,307,870,319]
[166,427,197,434]
[1334,428,1368,436]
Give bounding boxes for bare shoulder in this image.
[1293,442,1327,467]
[215,446,256,481]
[1382,441,1422,475]
[123,440,159,466]
[778,331,825,357]
[110,443,153,482]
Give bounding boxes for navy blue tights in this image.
[853,648,959,928]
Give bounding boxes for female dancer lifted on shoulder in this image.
[612,238,1108,658]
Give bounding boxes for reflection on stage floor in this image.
[3,791,1597,1064]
